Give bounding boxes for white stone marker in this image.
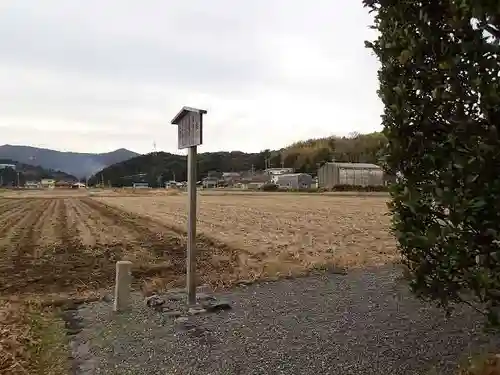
[113,260,132,312]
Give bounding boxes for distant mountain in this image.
[0,158,77,186]
[0,145,139,179]
[89,132,387,187]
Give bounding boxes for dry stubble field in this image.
[0,189,396,298]
[0,189,397,373]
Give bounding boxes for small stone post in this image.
[113,261,132,312]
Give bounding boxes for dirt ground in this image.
[0,190,396,298]
[0,195,244,298]
[96,192,397,280]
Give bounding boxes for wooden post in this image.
[171,106,207,307]
[187,146,197,305]
[113,261,132,312]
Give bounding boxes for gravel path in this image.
[70,265,500,375]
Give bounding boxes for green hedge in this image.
[364,0,500,325]
[259,183,280,192]
[329,184,388,192]
[258,184,389,193]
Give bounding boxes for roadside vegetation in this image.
[365,0,500,372]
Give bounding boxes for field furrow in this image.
[96,193,397,276]
[0,190,396,297]
[4,199,51,255]
[0,196,243,295]
[0,202,28,242]
[80,198,246,285]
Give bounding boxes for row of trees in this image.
[0,167,22,187]
[89,132,388,187]
[281,131,386,173]
[0,159,77,187]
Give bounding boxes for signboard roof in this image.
[170,106,207,125]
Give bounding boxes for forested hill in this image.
[89,132,387,187]
[0,145,138,179]
[0,159,77,187]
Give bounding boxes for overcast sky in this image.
[0,1,382,155]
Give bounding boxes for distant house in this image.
[202,176,218,189]
[165,181,183,189]
[222,172,241,186]
[0,164,16,170]
[240,174,269,190]
[71,182,87,189]
[207,171,223,179]
[122,173,148,181]
[132,182,149,189]
[265,168,294,174]
[55,180,73,189]
[165,181,176,189]
[25,181,41,189]
[317,162,384,189]
[264,168,295,183]
[222,172,240,179]
[40,179,56,189]
[275,173,313,190]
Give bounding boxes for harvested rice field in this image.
[0,191,396,297]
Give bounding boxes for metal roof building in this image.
[317,162,384,189]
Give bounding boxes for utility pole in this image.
[265,158,271,170]
[251,164,255,175]
[173,171,176,182]
[17,172,20,188]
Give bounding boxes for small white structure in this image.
[25,181,41,189]
[71,182,86,189]
[132,182,149,189]
[113,261,132,312]
[41,179,56,189]
[165,181,184,189]
[202,177,218,188]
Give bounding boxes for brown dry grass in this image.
[0,300,68,375]
[458,355,500,375]
[95,193,398,282]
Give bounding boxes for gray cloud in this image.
[0,0,382,154]
[0,1,276,91]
